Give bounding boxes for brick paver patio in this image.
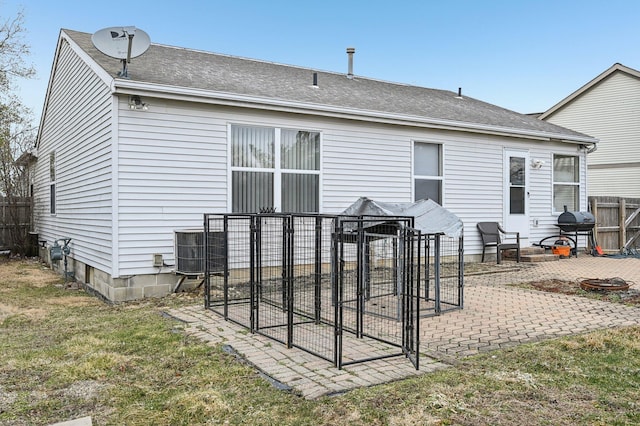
[166,256,640,399]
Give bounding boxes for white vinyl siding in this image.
[544,71,640,197]
[322,121,412,211]
[588,166,640,197]
[33,39,113,272]
[117,99,228,276]
[38,77,592,277]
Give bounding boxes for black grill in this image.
[557,207,595,232]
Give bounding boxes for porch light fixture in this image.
[531,159,545,169]
[129,95,148,111]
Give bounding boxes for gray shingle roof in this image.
[64,29,592,141]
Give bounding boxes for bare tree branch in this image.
[0,9,35,88]
[0,6,35,254]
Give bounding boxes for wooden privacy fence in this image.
[0,196,32,251]
[589,196,640,253]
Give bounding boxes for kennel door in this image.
[401,228,422,370]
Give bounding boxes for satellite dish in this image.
[91,27,151,59]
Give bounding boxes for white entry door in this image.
[504,149,529,239]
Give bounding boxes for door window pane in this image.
[510,187,525,214]
[509,156,525,214]
[510,157,525,186]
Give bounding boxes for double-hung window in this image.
[553,154,579,212]
[231,124,320,213]
[413,142,443,204]
[49,152,56,214]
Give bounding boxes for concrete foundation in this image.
[40,246,187,302]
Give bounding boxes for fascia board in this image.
[113,80,598,145]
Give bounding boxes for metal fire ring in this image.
[579,277,630,292]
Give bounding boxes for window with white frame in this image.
[413,142,442,204]
[553,154,579,212]
[231,124,320,213]
[49,152,56,214]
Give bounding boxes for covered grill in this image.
[557,207,595,232]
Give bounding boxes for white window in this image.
[413,142,442,204]
[49,152,56,215]
[231,125,320,213]
[553,154,579,212]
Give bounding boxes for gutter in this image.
[113,79,599,145]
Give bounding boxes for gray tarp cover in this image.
[340,197,463,238]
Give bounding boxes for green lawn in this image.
[1,259,639,425]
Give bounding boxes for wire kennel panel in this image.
[252,215,290,345]
[203,213,461,371]
[284,215,338,362]
[205,214,254,330]
[334,218,420,369]
[420,233,464,316]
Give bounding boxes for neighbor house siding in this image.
[33,39,113,272]
[589,166,639,197]
[544,71,640,197]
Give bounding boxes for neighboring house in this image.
[32,29,597,301]
[540,63,640,198]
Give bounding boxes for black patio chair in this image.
[477,222,520,264]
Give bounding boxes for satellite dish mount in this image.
[121,27,136,78]
[91,26,151,78]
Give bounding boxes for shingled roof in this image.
[62,29,594,143]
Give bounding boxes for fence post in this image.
[619,198,626,250]
[590,198,598,249]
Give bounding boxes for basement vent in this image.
[174,229,225,275]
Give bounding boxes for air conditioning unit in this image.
[175,229,203,275]
[174,229,225,275]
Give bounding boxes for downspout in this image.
[581,142,597,214]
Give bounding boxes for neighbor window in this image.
[49,152,56,214]
[553,154,579,212]
[231,125,320,213]
[414,142,443,204]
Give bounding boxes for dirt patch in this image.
[0,303,47,322]
[47,295,99,308]
[526,279,640,305]
[0,258,61,289]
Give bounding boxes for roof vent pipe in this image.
[456,87,463,99]
[313,72,318,87]
[346,47,355,79]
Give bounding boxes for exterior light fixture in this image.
[531,159,545,169]
[129,95,148,111]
